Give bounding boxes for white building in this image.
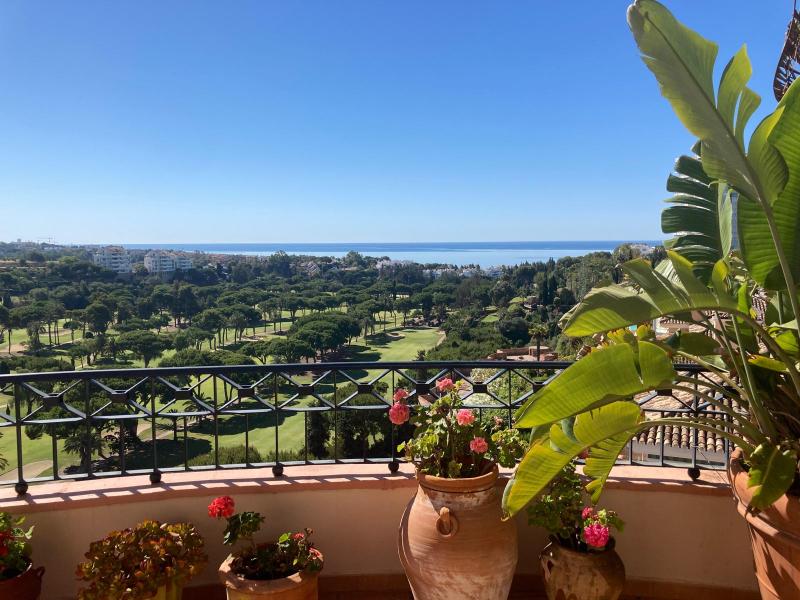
[144,251,193,274]
[174,255,194,271]
[93,246,132,274]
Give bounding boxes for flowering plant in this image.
[0,512,33,580]
[527,462,623,552]
[208,496,323,580]
[392,377,527,478]
[76,520,206,600]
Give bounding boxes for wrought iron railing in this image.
[0,361,731,495]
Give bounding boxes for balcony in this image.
[0,362,759,599]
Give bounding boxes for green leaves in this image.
[627,0,760,199]
[738,82,800,290]
[747,444,797,509]
[515,342,674,428]
[503,402,643,516]
[662,149,732,282]
[563,252,736,337]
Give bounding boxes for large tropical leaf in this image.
[747,443,798,509]
[738,82,800,290]
[628,0,761,200]
[662,146,732,283]
[515,341,674,428]
[563,252,736,337]
[503,402,643,517]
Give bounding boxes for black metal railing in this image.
[0,361,731,495]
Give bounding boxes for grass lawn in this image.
[1,322,444,477]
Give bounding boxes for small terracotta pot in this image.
[0,562,44,600]
[218,555,320,599]
[398,465,518,599]
[729,448,800,600]
[540,537,625,600]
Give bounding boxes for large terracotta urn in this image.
[218,555,320,600]
[0,562,44,600]
[540,537,625,600]
[729,449,800,600]
[398,465,517,599]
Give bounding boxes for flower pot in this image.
[540,537,625,600]
[398,465,517,599]
[729,448,800,600]
[0,562,44,600]
[218,555,320,599]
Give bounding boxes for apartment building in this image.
[92,246,132,274]
[144,251,194,274]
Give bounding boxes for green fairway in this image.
[0,322,444,477]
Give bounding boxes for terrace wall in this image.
[0,464,758,599]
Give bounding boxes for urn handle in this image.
[435,506,459,539]
[540,549,556,582]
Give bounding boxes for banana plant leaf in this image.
[564,252,736,337]
[515,341,675,428]
[662,147,732,283]
[738,82,800,290]
[503,401,644,516]
[628,0,760,200]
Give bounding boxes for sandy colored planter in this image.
[0,562,44,600]
[540,538,625,600]
[218,555,320,600]
[148,582,183,600]
[398,465,517,599]
[729,449,800,600]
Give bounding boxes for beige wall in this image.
[1,466,757,599]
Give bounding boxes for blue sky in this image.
[0,1,789,244]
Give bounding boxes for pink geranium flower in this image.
[582,506,595,520]
[456,409,475,426]
[436,378,455,393]
[389,402,410,425]
[393,388,409,402]
[583,523,610,548]
[469,436,488,454]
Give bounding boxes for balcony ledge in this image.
[0,463,731,513]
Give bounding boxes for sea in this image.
[122,241,661,269]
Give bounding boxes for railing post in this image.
[272,372,282,476]
[149,377,160,484]
[14,383,27,496]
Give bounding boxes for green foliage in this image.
[187,445,263,466]
[209,496,323,580]
[504,0,800,518]
[526,463,584,543]
[0,513,33,580]
[400,383,527,478]
[230,529,323,580]
[222,512,265,546]
[76,520,207,600]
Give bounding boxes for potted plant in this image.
[503,2,800,599]
[528,463,625,600]
[208,495,324,599]
[76,520,206,600]
[391,380,527,599]
[0,512,42,600]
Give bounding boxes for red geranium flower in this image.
[208,495,235,519]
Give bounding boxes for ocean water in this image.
[122,241,660,268]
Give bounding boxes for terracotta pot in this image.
[398,465,517,599]
[729,448,800,600]
[218,555,320,599]
[540,538,625,600]
[0,562,44,600]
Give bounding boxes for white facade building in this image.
[144,251,194,274]
[93,246,132,274]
